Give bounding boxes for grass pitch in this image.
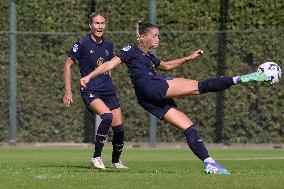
[0,147,283,189]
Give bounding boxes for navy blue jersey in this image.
[117,44,161,85]
[68,34,116,95]
[117,44,176,119]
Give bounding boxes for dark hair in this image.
[89,11,105,24]
[136,21,158,36]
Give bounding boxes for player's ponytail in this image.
[136,21,143,42]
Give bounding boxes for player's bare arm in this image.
[81,56,122,88]
[63,57,75,107]
[158,49,203,71]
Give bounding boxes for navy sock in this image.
[93,113,113,158]
[183,124,209,161]
[112,125,125,163]
[198,76,234,94]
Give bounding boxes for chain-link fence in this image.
[0,0,283,144]
[1,30,283,143]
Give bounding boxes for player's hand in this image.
[63,91,73,107]
[80,75,91,88]
[190,49,204,59]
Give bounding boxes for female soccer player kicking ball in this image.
[80,21,270,174]
[63,11,128,170]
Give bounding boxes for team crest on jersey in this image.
[150,62,157,75]
[105,50,109,56]
[97,57,104,66]
[72,44,79,52]
[122,45,131,51]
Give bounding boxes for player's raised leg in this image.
[163,108,231,175]
[166,71,270,98]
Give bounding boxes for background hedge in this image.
[0,0,283,143]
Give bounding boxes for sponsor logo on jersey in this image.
[97,57,104,66]
[72,44,78,52]
[89,93,94,98]
[122,45,131,51]
[90,50,94,54]
[150,61,157,75]
[105,50,109,56]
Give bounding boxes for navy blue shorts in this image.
[81,90,120,110]
[135,75,177,119]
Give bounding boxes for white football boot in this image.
[110,160,128,169]
[90,157,106,170]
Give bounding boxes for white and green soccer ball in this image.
[257,62,281,84]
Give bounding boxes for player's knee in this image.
[101,113,113,125]
[185,80,199,94]
[111,116,123,126]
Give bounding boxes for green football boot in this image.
[240,72,270,83]
[204,162,231,175]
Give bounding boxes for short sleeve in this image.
[116,45,135,63]
[67,42,84,61]
[109,42,114,59]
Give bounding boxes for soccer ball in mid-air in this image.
[257,62,281,84]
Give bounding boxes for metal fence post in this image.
[9,0,17,145]
[215,0,229,143]
[149,0,157,147]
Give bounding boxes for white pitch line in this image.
[35,175,61,179]
[217,157,284,161]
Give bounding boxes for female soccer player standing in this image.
[63,11,127,170]
[80,21,270,174]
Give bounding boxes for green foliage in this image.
[16,0,90,32]
[0,0,283,143]
[0,1,9,31]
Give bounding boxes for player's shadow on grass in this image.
[99,168,180,174]
[38,165,183,174]
[39,164,91,170]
